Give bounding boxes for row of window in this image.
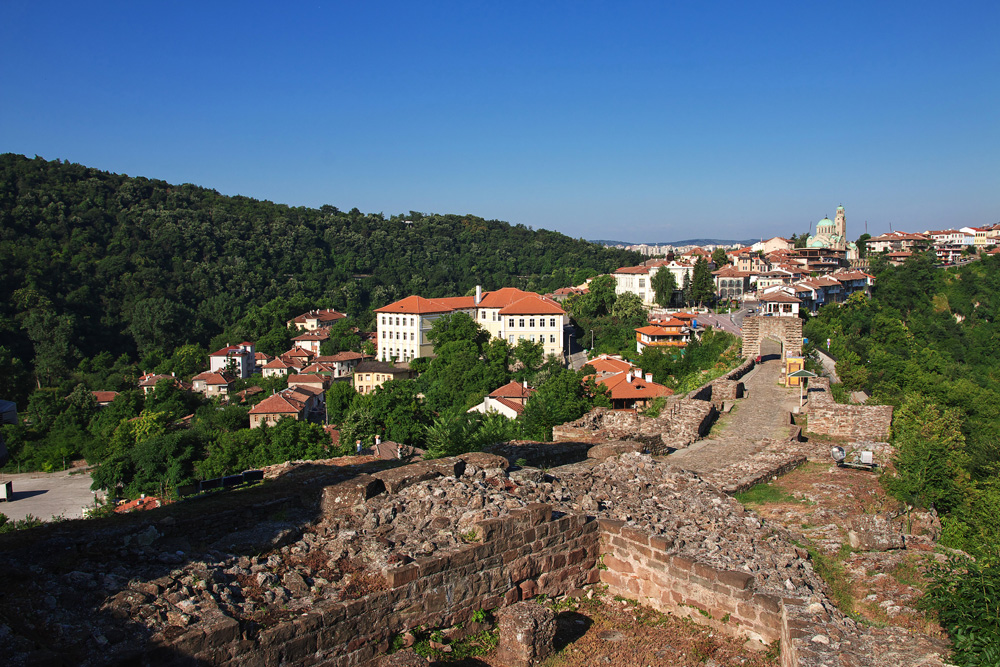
[508,334,557,345]
[382,330,420,341]
[507,317,559,329]
[381,316,416,327]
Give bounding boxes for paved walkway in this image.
[0,468,101,522]
[664,349,801,474]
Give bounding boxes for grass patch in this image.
[799,542,856,617]
[734,482,798,506]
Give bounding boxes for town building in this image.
[352,360,414,395]
[467,381,536,419]
[286,309,347,331]
[191,371,237,398]
[375,287,568,363]
[634,317,691,353]
[209,342,255,379]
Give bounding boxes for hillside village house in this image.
[290,329,329,355]
[313,351,366,379]
[375,287,568,362]
[286,309,347,331]
[209,342,255,379]
[635,317,691,352]
[867,231,932,254]
[248,385,325,428]
[713,265,753,300]
[467,380,536,419]
[262,357,295,378]
[758,291,801,317]
[191,371,236,398]
[352,360,414,395]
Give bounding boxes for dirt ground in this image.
[427,588,779,667]
[739,460,947,638]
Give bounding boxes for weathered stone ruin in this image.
[0,446,950,667]
[807,377,893,441]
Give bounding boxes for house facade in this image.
[375,287,568,363]
[209,342,255,379]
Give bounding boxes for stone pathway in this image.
[664,349,801,475]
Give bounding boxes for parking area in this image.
[0,468,101,522]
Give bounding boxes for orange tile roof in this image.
[250,393,304,415]
[614,265,650,274]
[586,357,635,375]
[492,397,527,414]
[499,294,565,316]
[375,295,455,315]
[263,357,293,369]
[598,372,673,400]
[287,374,325,384]
[759,292,802,303]
[476,287,534,309]
[315,351,366,363]
[92,391,119,403]
[489,381,536,400]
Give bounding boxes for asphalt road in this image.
[0,468,102,522]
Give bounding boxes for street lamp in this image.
[590,329,594,350]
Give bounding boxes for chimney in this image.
[645,373,653,383]
[523,380,528,389]
[475,285,482,305]
[626,372,633,383]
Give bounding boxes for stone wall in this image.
[151,503,599,666]
[552,400,716,453]
[741,317,803,360]
[807,378,893,441]
[686,358,754,406]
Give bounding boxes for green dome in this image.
[817,217,834,228]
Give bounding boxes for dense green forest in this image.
[0,153,640,403]
[804,252,1000,664]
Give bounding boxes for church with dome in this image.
[806,205,859,261]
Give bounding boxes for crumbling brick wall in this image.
[807,378,893,441]
[151,503,599,666]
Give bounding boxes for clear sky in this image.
[2,1,998,242]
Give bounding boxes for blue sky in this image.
[2,1,998,242]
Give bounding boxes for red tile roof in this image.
[489,381,536,400]
[375,295,456,315]
[92,391,119,403]
[598,372,673,400]
[614,265,650,274]
[492,397,527,414]
[759,292,802,303]
[498,294,565,316]
[250,392,304,415]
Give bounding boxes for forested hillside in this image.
[0,153,640,401]
[805,252,1000,665]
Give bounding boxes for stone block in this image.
[847,515,905,551]
[458,451,509,470]
[386,563,419,588]
[587,440,644,459]
[598,518,625,534]
[320,475,385,514]
[494,601,556,667]
[374,463,441,494]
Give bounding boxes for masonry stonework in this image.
[807,377,893,441]
[741,317,803,360]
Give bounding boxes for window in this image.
[481,310,486,319]
[395,317,399,326]
[550,335,555,343]
[395,332,400,339]
[509,335,514,343]
[381,331,385,338]
[530,335,535,342]
[639,278,645,288]
[519,318,525,328]
[493,312,497,321]
[509,318,514,327]
[529,318,535,327]
[402,332,407,340]
[549,318,556,328]
[410,317,414,326]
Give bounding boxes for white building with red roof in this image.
[375,286,568,362]
[286,309,347,331]
[191,371,237,397]
[209,342,255,379]
[467,380,537,419]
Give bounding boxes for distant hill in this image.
[592,238,759,247]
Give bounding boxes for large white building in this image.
[612,260,694,307]
[374,287,569,362]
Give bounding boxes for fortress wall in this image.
[807,378,893,441]
[151,503,599,667]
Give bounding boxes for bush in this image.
[921,554,1000,666]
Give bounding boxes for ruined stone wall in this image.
[599,518,783,644]
[741,317,803,359]
[152,503,599,666]
[807,378,893,441]
[686,358,754,406]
